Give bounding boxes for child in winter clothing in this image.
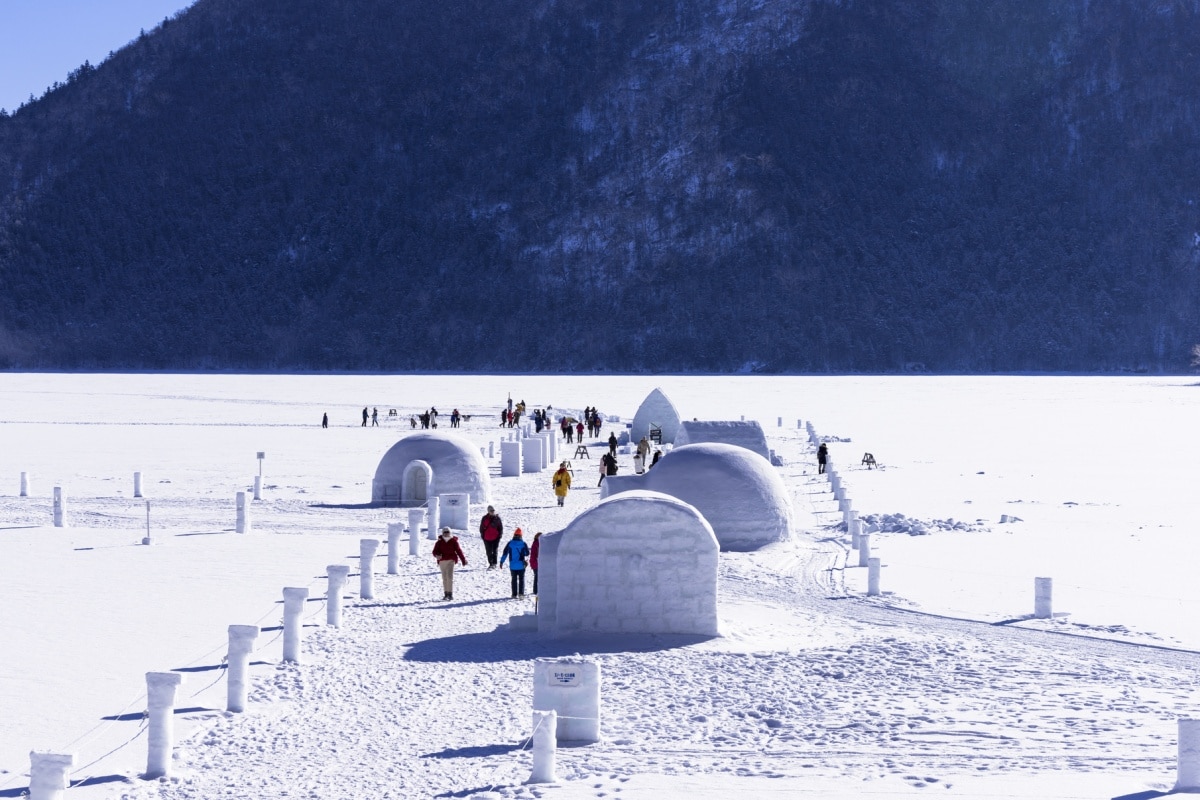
[499,529,531,598]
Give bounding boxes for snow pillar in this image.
[777,416,782,427]
[357,542,376,597]
[858,533,872,567]
[145,671,184,779]
[501,440,522,477]
[226,624,260,713]
[426,497,440,539]
[20,471,30,497]
[523,438,542,473]
[1177,718,1200,791]
[868,557,881,596]
[528,709,558,784]
[28,752,74,800]
[253,475,262,501]
[387,523,403,574]
[281,587,308,663]
[489,441,495,459]
[235,491,251,534]
[359,539,379,600]
[133,471,143,498]
[850,516,861,549]
[532,657,601,743]
[440,493,469,530]
[326,564,350,627]
[548,429,558,463]
[52,487,66,527]
[407,509,424,555]
[1034,577,1053,619]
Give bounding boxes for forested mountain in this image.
[1,0,1199,372]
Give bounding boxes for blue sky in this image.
[0,0,194,113]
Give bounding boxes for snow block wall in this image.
[599,443,793,551]
[371,432,491,506]
[674,420,770,461]
[538,491,719,637]
[629,388,682,445]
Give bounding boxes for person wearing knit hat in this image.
[431,527,467,601]
[499,528,530,598]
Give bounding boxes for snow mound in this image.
[860,512,989,535]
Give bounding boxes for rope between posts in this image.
[68,717,150,789]
[477,709,549,794]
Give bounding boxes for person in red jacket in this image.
[432,527,467,600]
[530,532,542,595]
[479,505,504,569]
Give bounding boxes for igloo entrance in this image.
[401,460,432,507]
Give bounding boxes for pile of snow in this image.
[859,512,990,535]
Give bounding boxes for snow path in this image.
[101,466,1196,800]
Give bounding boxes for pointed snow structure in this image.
[629,388,682,445]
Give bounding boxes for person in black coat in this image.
[817,442,828,474]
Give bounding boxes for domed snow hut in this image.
[371,432,490,507]
[537,491,719,637]
[599,442,793,551]
[674,420,770,461]
[629,388,682,445]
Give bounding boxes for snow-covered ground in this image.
[1,373,1198,800]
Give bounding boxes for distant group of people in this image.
[432,506,543,600]
[499,398,526,428]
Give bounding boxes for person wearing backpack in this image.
[479,505,504,569]
[499,529,531,598]
[552,462,572,506]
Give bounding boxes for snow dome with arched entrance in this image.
[371,432,490,507]
[599,442,793,551]
[629,387,682,445]
[537,490,719,637]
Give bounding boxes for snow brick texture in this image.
[674,419,771,460]
[538,491,720,637]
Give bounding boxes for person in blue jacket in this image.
[499,528,530,598]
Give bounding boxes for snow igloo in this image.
[537,491,719,637]
[599,442,793,551]
[629,388,682,445]
[371,432,490,507]
[674,420,770,461]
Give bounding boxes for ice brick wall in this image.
[539,491,719,637]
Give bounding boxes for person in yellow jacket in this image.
[552,461,572,506]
